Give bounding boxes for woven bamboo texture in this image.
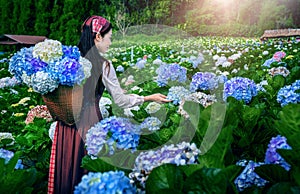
[42,85,84,126]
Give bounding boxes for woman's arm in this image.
[102,62,170,108]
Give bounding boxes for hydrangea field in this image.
[0,36,299,193]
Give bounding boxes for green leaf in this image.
[178,164,204,177]
[274,104,300,148]
[145,164,185,194]
[81,155,117,172]
[183,167,227,194]
[241,105,262,130]
[6,151,21,173]
[267,182,300,194]
[0,138,14,146]
[222,165,243,183]
[271,75,285,90]
[198,124,233,168]
[0,168,37,193]
[276,149,300,168]
[255,164,290,183]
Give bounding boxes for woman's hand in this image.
[144,93,172,103]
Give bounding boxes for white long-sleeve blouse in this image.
[101,61,144,108]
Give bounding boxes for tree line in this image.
[0,0,299,45]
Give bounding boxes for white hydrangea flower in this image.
[33,39,63,63]
[79,57,92,79]
[145,102,161,114]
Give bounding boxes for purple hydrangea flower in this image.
[156,63,187,87]
[234,160,268,192]
[85,122,109,157]
[30,57,48,73]
[85,116,140,157]
[74,171,136,194]
[129,142,200,189]
[0,76,21,89]
[188,53,204,68]
[265,135,292,171]
[109,117,140,152]
[223,77,258,103]
[190,72,221,92]
[277,80,300,107]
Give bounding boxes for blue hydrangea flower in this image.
[167,86,191,105]
[262,58,276,68]
[30,57,48,73]
[30,71,58,95]
[136,58,146,69]
[0,76,21,89]
[265,135,292,171]
[156,63,187,87]
[85,116,140,157]
[190,72,222,92]
[9,47,34,81]
[116,65,125,72]
[223,77,258,103]
[188,54,204,68]
[0,148,24,169]
[234,160,268,192]
[74,171,136,194]
[62,45,80,60]
[277,80,300,107]
[140,117,161,131]
[59,57,85,86]
[108,117,140,152]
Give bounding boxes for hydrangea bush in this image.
[74,171,136,194]
[155,63,187,87]
[277,80,300,107]
[85,116,140,157]
[264,135,292,170]
[234,160,268,192]
[129,142,200,189]
[223,77,258,103]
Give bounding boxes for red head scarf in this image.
[82,15,110,34]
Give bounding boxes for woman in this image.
[48,15,170,194]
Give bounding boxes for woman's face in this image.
[95,29,112,54]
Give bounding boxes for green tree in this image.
[0,0,13,34]
[12,0,21,34]
[34,0,52,36]
[49,0,64,42]
[238,0,262,25]
[257,0,288,31]
[19,0,34,35]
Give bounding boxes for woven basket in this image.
[42,85,84,126]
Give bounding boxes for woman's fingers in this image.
[156,93,172,103]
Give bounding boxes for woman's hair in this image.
[78,16,112,65]
[78,16,112,99]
